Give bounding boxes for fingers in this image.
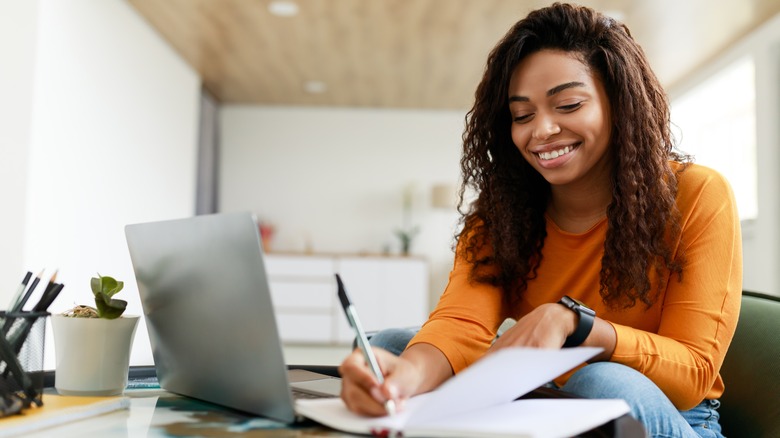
[339,348,399,416]
[339,349,382,390]
[341,377,391,416]
[491,304,572,350]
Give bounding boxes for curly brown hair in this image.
[458,3,690,309]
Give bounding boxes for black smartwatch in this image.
[558,295,596,348]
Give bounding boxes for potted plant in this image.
[51,274,139,396]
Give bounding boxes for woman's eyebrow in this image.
[508,95,529,103]
[547,81,586,96]
[508,81,587,103]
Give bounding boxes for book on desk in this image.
[0,394,129,437]
[296,347,630,438]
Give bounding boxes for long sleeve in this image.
[407,238,506,374]
[609,164,742,409]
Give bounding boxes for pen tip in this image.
[385,399,397,416]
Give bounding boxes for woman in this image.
[339,3,742,437]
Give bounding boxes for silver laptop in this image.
[125,212,341,423]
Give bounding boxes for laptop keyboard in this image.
[291,388,330,400]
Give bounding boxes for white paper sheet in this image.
[405,347,601,425]
[295,347,629,437]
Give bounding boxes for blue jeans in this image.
[368,327,418,356]
[368,328,723,438]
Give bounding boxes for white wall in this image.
[670,12,780,295]
[8,0,201,369]
[0,0,39,302]
[220,106,464,306]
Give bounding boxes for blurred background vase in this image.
[259,221,276,253]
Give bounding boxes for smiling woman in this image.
[337,4,742,437]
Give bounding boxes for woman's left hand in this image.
[489,303,577,352]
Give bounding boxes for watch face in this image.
[560,296,576,309]
[571,297,588,308]
[560,296,595,316]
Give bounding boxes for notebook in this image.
[125,212,341,424]
[295,348,631,437]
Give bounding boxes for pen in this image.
[42,270,58,297]
[34,282,64,312]
[335,274,396,416]
[13,269,44,312]
[7,271,32,311]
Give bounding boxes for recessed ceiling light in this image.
[304,80,328,94]
[268,1,299,17]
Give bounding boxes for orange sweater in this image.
[409,163,742,410]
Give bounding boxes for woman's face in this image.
[508,49,612,188]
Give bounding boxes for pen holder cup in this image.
[0,311,49,414]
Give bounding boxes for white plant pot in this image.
[52,314,139,396]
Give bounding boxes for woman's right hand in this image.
[339,343,454,416]
[338,347,419,417]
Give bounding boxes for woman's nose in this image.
[532,114,561,140]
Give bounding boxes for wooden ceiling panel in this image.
[128,0,780,109]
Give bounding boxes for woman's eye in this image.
[513,114,533,123]
[558,102,582,112]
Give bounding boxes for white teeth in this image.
[538,146,571,161]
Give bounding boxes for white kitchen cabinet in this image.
[334,257,428,343]
[265,254,428,344]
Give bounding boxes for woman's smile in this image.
[533,142,580,168]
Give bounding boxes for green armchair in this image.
[718,290,780,437]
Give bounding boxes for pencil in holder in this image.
[0,311,49,417]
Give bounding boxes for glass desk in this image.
[24,388,353,438]
[16,367,645,437]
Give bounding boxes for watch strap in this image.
[559,296,595,348]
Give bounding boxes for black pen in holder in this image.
[0,311,49,415]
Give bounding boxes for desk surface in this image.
[15,368,645,438]
[14,388,646,438]
[23,388,352,438]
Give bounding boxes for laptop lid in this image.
[125,212,304,423]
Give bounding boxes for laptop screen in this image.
[126,212,299,422]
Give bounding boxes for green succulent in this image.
[394,226,419,255]
[91,274,127,319]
